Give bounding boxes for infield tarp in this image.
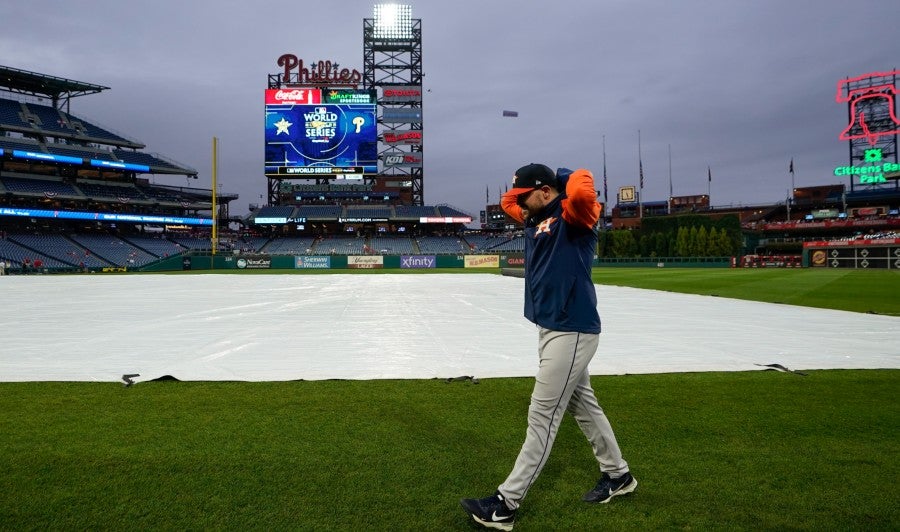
[0,274,897,382]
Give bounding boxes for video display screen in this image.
[264,88,377,177]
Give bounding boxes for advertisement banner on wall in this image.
[383,130,423,145]
[348,255,384,269]
[382,151,423,168]
[400,255,436,269]
[500,255,525,268]
[464,255,500,268]
[236,257,272,269]
[381,86,422,103]
[295,256,331,269]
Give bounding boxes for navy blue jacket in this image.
[501,168,602,333]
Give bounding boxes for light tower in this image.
[364,4,424,205]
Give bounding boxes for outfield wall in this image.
[142,253,524,271]
[141,253,734,271]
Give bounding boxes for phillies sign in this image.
[277,54,362,86]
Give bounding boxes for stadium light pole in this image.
[373,3,412,39]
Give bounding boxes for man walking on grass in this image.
[460,163,636,531]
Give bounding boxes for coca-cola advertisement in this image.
[265,88,322,105]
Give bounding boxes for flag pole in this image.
[667,143,673,214]
[638,130,643,219]
[602,135,608,221]
[788,158,795,221]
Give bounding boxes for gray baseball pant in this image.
[498,327,629,509]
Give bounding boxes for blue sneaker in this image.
[460,490,516,531]
[582,471,638,503]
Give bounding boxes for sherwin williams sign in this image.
[295,256,331,269]
[400,255,436,269]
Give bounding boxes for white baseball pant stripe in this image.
[498,327,629,508]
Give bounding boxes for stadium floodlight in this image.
[373,4,412,40]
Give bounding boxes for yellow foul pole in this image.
[211,137,218,265]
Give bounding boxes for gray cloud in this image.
[2,0,896,218]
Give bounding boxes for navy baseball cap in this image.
[508,163,558,196]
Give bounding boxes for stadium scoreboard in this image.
[264,88,377,178]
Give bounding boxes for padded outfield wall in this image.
[141,253,733,271]
[142,253,522,271]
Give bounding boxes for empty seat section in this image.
[415,236,467,254]
[8,234,108,267]
[69,234,157,266]
[0,237,71,269]
[1,177,80,197]
[370,236,415,254]
[262,237,316,254]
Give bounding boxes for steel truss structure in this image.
[363,16,424,205]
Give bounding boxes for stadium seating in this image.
[261,237,317,254]
[1,176,80,197]
[0,135,44,151]
[137,186,187,203]
[0,99,28,127]
[75,181,147,201]
[168,237,212,251]
[345,205,392,218]
[120,235,185,259]
[489,236,525,252]
[0,237,71,269]
[112,149,180,170]
[8,233,109,268]
[22,103,70,134]
[316,235,366,254]
[369,235,416,254]
[69,233,157,267]
[253,205,296,220]
[234,236,270,253]
[44,143,118,162]
[463,234,511,251]
[394,205,438,218]
[415,236,467,254]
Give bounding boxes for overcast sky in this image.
[1,0,897,218]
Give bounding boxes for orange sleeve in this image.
[501,190,525,223]
[561,168,601,228]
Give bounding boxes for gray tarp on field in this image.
[0,274,897,383]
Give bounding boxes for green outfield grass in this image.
[0,370,897,530]
[4,267,896,529]
[591,268,900,316]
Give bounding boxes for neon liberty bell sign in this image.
[833,70,900,183]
